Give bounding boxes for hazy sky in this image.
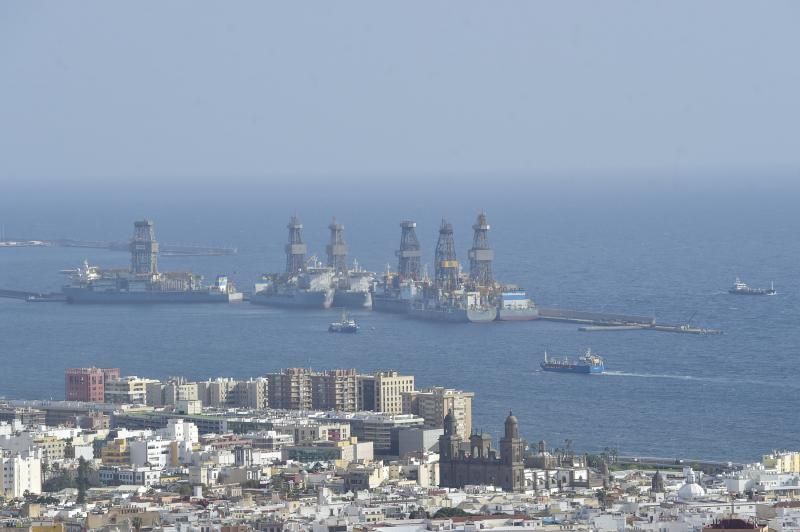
[1,1,799,183]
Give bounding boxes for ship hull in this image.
[496,307,539,321]
[408,306,497,323]
[728,289,775,296]
[63,287,241,304]
[329,325,359,333]
[332,290,372,309]
[371,295,412,314]
[250,289,333,309]
[541,363,603,374]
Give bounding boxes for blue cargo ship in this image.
[540,348,605,374]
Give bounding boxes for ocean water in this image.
[0,180,798,462]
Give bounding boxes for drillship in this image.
[729,278,776,296]
[540,348,605,374]
[407,218,497,323]
[325,217,374,309]
[250,217,334,309]
[62,220,241,303]
[372,220,426,313]
[496,288,539,321]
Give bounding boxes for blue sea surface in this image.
[0,181,797,462]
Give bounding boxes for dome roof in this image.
[504,411,519,438]
[678,481,706,500]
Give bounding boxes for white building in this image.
[99,465,162,487]
[104,376,159,404]
[1,448,42,498]
[129,439,174,468]
[159,418,199,444]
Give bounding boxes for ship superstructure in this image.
[496,288,539,321]
[62,220,241,303]
[251,217,334,309]
[333,259,374,309]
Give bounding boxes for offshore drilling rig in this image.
[396,221,422,281]
[131,220,159,278]
[434,219,460,292]
[285,216,307,275]
[405,217,496,322]
[326,217,348,274]
[468,212,494,287]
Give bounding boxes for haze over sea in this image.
[1,179,798,463]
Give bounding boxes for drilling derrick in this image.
[434,219,459,292]
[325,217,348,273]
[468,211,494,286]
[285,216,307,275]
[396,220,422,280]
[130,220,159,277]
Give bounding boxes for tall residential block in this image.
[360,371,414,414]
[267,368,313,411]
[65,367,120,402]
[196,378,237,408]
[1,449,42,498]
[402,386,473,440]
[311,369,359,412]
[229,378,269,410]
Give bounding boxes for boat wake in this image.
[602,371,796,388]
[603,371,701,381]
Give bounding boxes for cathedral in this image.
[438,410,526,492]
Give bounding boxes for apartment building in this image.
[65,367,120,402]
[402,386,473,439]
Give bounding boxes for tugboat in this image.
[540,348,605,374]
[328,309,359,333]
[729,278,776,296]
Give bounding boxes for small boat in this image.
[328,309,359,333]
[540,348,605,374]
[728,278,776,296]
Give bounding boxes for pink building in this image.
[65,367,120,402]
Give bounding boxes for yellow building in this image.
[762,451,800,473]
[374,371,414,414]
[101,439,130,466]
[32,436,66,463]
[31,524,65,532]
